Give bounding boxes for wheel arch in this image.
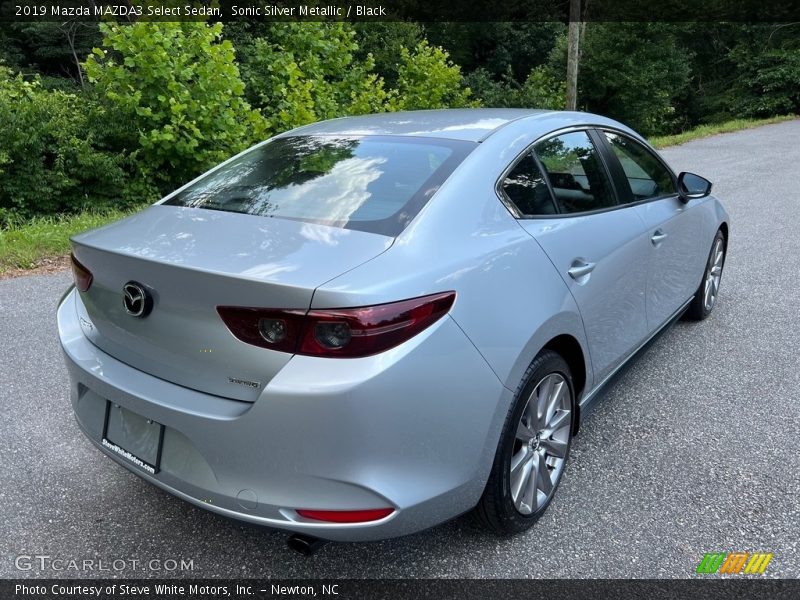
[506,320,591,437]
[541,334,588,435]
[719,221,729,250]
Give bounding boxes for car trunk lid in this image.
[70,205,393,402]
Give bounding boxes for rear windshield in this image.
[164,135,476,236]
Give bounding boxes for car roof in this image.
[278,108,557,143]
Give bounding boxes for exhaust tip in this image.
[287,533,329,556]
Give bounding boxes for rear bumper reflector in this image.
[295,508,394,523]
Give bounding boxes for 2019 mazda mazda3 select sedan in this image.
[58,109,729,544]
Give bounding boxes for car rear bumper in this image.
[57,288,510,541]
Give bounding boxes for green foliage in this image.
[5,18,800,235]
[0,25,25,69]
[239,23,391,134]
[520,66,566,109]
[568,24,692,135]
[2,21,483,226]
[85,21,267,186]
[240,27,474,126]
[0,21,100,83]
[0,66,130,223]
[728,29,800,117]
[425,22,565,82]
[669,24,800,126]
[466,66,565,109]
[0,207,140,272]
[352,22,424,87]
[392,41,476,110]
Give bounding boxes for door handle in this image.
[651,229,668,245]
[568,260,596,281]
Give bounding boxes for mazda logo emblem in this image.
[122,282,153,318]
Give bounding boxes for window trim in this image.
[494,124,681,220]
[495,125,623,219]
[496,150,560,218]
[594,127,680,207]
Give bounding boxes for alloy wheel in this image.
[510,373,572,515]
[703,237,725,311]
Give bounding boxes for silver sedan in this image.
[57,109,729,548]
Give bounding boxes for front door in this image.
[597,130,703,329]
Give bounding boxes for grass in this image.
[0,208,139,274]
[1,114,797,276]
[650,115,796,148]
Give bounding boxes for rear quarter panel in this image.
[313,117,595,400]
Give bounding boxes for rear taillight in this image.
[214,307,305,354]
[296,508,394,523]
[70,253,93,292]
[217,291,455,358]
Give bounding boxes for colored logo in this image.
[696,552,773,575]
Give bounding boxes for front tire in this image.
[686,230,726,320]
[476,350,575,535]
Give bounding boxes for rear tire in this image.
[475,350,575,535]
[685,230,726,320]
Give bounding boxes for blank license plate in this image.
[102,402,164,475]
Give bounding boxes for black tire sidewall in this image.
[704,231,726,317]
[690,230,726,320]
[482,351,575,533]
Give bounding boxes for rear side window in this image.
[165,135,475,236]
[603,131,675,201]
[534,131,617,214]
[500,153,557,216]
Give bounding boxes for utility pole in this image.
[565,0,581,111]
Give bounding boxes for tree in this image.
[728,24,800,117]
[571,23,692,135]
[1,21,100,87]
[0,66,129,221]
[85,21,266,186]
[392,41,475,110]
[352,22,424,87]
[424,22,564,82]
[465,66,565,109]
[238,26,475,126]
[238,22,391,134]
[565,0,581,110]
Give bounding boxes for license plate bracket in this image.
[102,401,164,475]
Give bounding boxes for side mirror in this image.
[678,172,712,202]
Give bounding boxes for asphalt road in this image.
[1,120,799,579]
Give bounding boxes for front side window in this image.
[165,135,475,236]
[534,131,616,214]
[603,131,675,201]
[500,153,557,216]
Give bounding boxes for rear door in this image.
[596,130,703,330]
[511,129,651,383]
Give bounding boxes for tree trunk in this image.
[565,0,581,111]
[60,22,85,89]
